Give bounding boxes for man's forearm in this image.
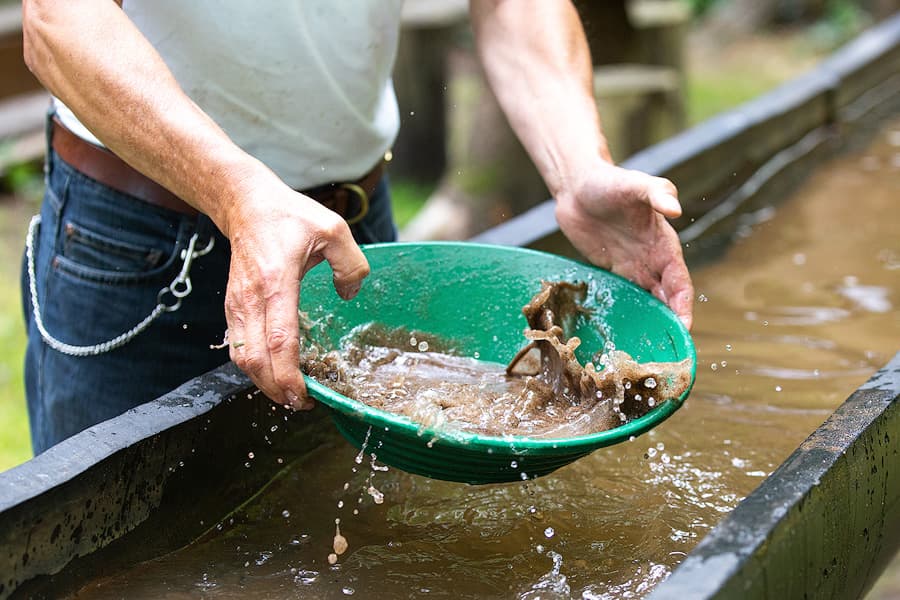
[22,0,273,236]
[469,0,610,199]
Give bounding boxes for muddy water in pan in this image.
[72,121,900,599]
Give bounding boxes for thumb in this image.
[647,188,682,219]
[317,223,371,300]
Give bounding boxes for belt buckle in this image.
[339,182,370,226]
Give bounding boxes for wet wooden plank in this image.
[648,353,900,600]
[0,363,330,599]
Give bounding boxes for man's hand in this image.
[222,176,369,410]
[555,160,694,329]
[469,0,694,329]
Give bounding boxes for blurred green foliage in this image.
[390,179,432,228]
[810,0,871,48]
[3,162,44,203]
[0,206,29,471]
[686,70,784,125]
[683,0,722,16]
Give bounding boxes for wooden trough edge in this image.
[648,352,900,600]
[0,363,332,599]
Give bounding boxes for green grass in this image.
[0,200,31,471]
[686,71,783,125]
[0,290,28,470]
[389,179,432,228]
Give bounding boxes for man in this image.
[21,0,693,453]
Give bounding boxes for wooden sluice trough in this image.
[1,13,899,600]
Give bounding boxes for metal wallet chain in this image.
[25,214,215,357]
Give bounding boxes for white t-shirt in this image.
[54,0,404,189]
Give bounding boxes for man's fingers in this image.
[316,216,370,299]
[264,280,312,410]
[224,283,248,366]
[238,292,278,397]
[661,259,694,331]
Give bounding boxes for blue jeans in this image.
[22,137,397,454]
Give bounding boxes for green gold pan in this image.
[300,242,696,484]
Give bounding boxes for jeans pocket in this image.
[62,219,166,274]
[53,214,187,286]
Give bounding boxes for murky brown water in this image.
[72,121,899,599]
[300,286,691,439]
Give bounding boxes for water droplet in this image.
[725,344,733,351]
[720,361,728,367]
[473,351,480,359]
[417,341,429,352]
[247,452,255,460]
[409,336,418,347]
[698,293,709,302]
[710,363,718,371]
[647,447,658,458]
[327,553,338,565]
[282,510,290,518]
[510,460,518,469]
[342,587,355,595]
[648,398,656,407]
[775,385,782,392]
[544,527,555,538]
[644,377,657,389]
[367,486,384,504]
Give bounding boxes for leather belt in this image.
[50,117,383,225]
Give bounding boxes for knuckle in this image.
[348,261,370,280]
[239,352,267,376]
[266,327,297,353]
[319,214,351,241]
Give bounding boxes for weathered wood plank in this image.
[648,353,900,600]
